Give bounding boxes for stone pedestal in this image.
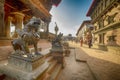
[0,52,49,80]
[8,52,45,72]
[50,47,64,68]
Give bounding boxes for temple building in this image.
[0,0,61,45]
[87,0,120,54]
[76,20,93,44]
[0,1,64,80]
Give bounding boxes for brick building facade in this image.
[87,0,120,54]
[76,20,93,44]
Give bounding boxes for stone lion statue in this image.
[11,17,41,55]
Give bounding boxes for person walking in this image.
[88,39,92,48]
[86,32,92,48]
[80,38,83,47]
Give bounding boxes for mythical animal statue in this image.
[52,32,63,48]
[11,17,41,55]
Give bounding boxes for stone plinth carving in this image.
[8,52,45,72]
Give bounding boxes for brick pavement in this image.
[58,49,95,80]
[0,40,120,80]
[69,41,120,80]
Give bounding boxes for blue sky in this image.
[49,0,92,36]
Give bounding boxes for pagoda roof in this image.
[5,0,52,21]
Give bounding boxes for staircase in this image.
[37,51,62,80]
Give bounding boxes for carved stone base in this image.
[50,46,63,53]
[50,48,64,68]
[0,51,49,80]
[0,61,49,80]
[8,52,45,72]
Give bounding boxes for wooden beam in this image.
[21,9,31,12]
[5,3,16,9]
[29,0,51,18]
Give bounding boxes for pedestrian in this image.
[86,32,92,48]
[80,38,83,47]
[88,39,92,48]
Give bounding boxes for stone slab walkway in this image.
[69,41,120,80]
[58,49,95,80]
[75,48,89,62]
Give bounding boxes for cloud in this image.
[49,7,80,36]
[49,17,80,36]
[49,0,92,37]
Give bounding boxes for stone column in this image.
[5,16,13,38]
[0,0,5,37]
[46,21,50,38]
[14,12,24,29]
[12,12,25,37]
[43,19,50,39]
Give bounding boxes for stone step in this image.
[40,63,62,80]
[75,48,88,62]
[38,59,58,80]
[49,64,62,80]
[47,60,58,74]
[46,56,53,62]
